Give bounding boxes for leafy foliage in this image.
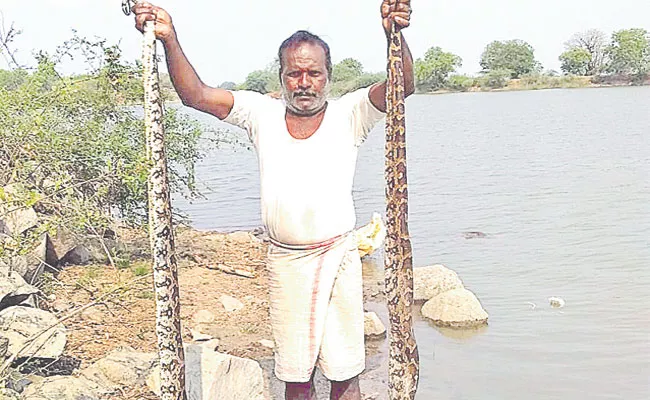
[563,29,607,75]
[559,48,592,75]
[480,40,541,78]
[414,47,462,92]
[332,58,364,82]
[476,69,512,89]
[0,33,210,257]
[606,28,650,78]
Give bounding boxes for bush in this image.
[0,34,216,258]
[477,69,511,89]
[446,74,475,91]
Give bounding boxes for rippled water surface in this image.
[174,87,650,400]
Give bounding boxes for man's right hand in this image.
[133,2,175,43]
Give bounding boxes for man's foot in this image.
[330,376,361,400]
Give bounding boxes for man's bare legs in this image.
[285,375,361,400]
[330,376,361,400]
[286,370,316,400]
[285,381,316,400]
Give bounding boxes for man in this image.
[133,1,414,399]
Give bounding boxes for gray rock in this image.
[7,377,34,393]
[0,269,40,309]
[30,232,59,280]
[80,349,156,393]
[363,312,386,338]
[421,288,489,328]
[0,306,66,359]
[0,204,38,236]
[59,245,91,266]
[147,342,267,400]
[413,264,464,302]
[21,375,100,400]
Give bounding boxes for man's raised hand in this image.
[133,2,175,43]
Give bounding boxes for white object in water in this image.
[548,297,566,308]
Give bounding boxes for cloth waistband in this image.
[268,231,352,251]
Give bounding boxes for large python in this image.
[384,21,420,399]
[122,1,186,399]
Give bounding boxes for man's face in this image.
[280,42,330,116]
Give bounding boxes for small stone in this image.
[190,328,213,342]
[258,339,274,349]
[193,309,215,324]
[548,297,566,308]
[220,295,244,312]
[227,231,254,244]
[364,312,386,337]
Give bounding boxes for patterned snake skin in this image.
[123,1,186,399]
[384,23,420,399]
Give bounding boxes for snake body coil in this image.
[124,1,187,398]
[384,23,420,400]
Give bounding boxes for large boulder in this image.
[21,375,100,400]
[54,227,124,267]
[421,288,488,328]
[147,342,267,400]
[0,306,66,359]
[80,349,157,393]
[413,264,464,302]
[0,206,38,237]
[1,234,57,285]
[0,268,40,309]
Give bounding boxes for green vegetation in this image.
[414,47,462,92]
[480,40,541,78]
[0,33,214,259]
[226,27,648,96]
[1,22,648,267]
[606,28,650,80]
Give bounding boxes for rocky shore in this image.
[0,206,488,399]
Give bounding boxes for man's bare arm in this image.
[133,2,233,119]
[368,0,414,112]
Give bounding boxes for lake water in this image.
[174,87,650,400]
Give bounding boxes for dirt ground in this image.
[39,227,387,399]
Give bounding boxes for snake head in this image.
[121,0,136,15]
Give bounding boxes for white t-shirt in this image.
[224,87,385,245]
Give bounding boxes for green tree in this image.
[606,28,650,77]
[480,40,541,78]
[563,29,607,75]
[332,58,363,82]
[559,48,592,75]
[414,46,462,91]
[241,60,280,94]
[0,34,213,258]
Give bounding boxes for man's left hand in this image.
[381,0,411,35]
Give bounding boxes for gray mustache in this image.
[293,91,317,98]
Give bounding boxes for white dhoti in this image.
[267,233,365,383]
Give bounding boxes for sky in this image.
[1,0,650,85]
